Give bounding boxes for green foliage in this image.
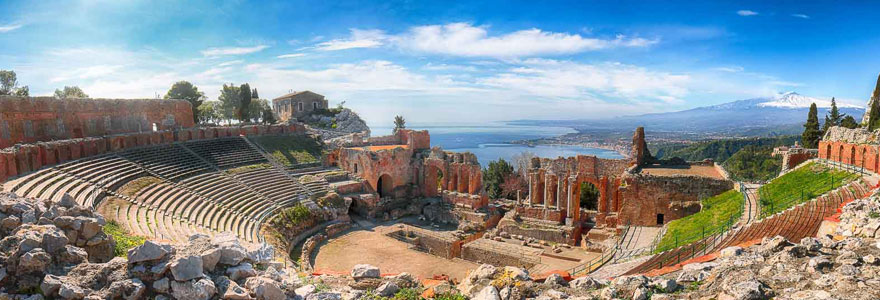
[198,101,223,124]
[54,86,89,99]
[802,103,821,148]
[840,115,859,129]
[0,70,28,96]
[393,115,406,134]
[275,203,315,225]
[392,288,422,300]
[239,83,252,122]
[165,81,206,123]
[104,221,146,257]
[434,292,468,300]
[652,136,799,163]
[758,162,859,216]
[655,190,743,253]
[722,145,782,181]
[483,159,515,199]
[247,99,276,124]
[869,74,880,130]
[251,135,324,167]
[219,84,242,123]
[579,182,599,210]
[225,163,271,175]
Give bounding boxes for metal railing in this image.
[566,223,631,276]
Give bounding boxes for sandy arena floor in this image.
[639,164,725,179]
[312,226,479,281]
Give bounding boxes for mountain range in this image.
[511,92,866,136]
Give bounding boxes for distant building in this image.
[272,91,329,121]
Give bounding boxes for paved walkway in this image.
[741,183,761,224]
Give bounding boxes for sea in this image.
[371,123,624,167]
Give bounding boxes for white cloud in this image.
[218,60,243,67]
[276,53,306,59]
[0,24,22,32]
[391,23,658,58]
[50,64,123,82]
[737,10,759,16]
[791,14,810,19]
[713,66,744,73]
[422,63,478,72]
[314,29,386,51]
[201,45,268,56]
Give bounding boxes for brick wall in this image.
[618,174,734,226]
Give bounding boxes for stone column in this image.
[527,172,534,207]
[556,176,563,211]
[544,174,551,207]
[567,177,575,218]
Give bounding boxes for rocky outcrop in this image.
[306,108,371,142]
[823,126,879,144]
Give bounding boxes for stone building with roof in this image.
[272,90,329,122]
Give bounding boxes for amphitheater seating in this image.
[119,144,213,181]
[183,137,268,169]
[234,167,305,206]
[624,178,873,275]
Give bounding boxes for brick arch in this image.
[826,143,833,159]
[423,164,447,198]
[849,144,857,165]
[376,173,394,198]
[574,175,606,213]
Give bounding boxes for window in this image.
[354,163,358,173]
[656,214,665,225]
[313,102,318,109]
[298,102,303,111]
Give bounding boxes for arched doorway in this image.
[861,147,867,169]
[377,174,394,198]
[850,146,856,165]
[826,144,832,159]
[424,166,444,198]
[579,181,599,211]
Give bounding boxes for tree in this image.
[802,103,821,148]
[54,86,89,99]
[251,88,259,100]
[218,84,241,124]
[483,159,515,199]
[500,173,527,200]
[164,81,206,123]
[512,151,536,180]
[822,97,846,134]
[197,101,223,124]
[393,115,406,134]
[841,115,859,129]
[0,70,29,96]
[239,83,252,122]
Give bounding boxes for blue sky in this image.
[1,0,879,127]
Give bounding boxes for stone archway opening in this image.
[862,147,868,169]
[851,146,856,165]
[579,181,600,211]
[826,144,832,159]
[377,174,394,198]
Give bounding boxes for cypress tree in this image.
[238,83,252,122]
[802,103,821,148]
[828,97,842,125]
[870,74,880,130]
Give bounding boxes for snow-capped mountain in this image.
[512,92,867,136]
[757,92,862,109]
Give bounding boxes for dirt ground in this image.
[639,164,725,179]
[312,227,479,281]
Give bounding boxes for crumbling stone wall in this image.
[0,124,306,182]
[0,96,195,148]
[618,173,734,226]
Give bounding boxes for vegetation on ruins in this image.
[758,162,858,217]
[655,189,743,253]
[103,220,147,257]
[53,85,89,99]
[164,81,206,124]
[868,75,880,130]
[801,103,821,148]
[579,182,599,210]
[240,83,252,122]
[251,135,324,166]
[483,158,516,199]
[0,70,29,96]
[225,163,272,175]
[117,176,162,197]
[393,115,406,134]
[213,83,275,125]
[821,98,845,134]
[722,146,782,181]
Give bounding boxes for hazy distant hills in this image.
[511,92,865,137]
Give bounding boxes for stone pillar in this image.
[527,173,534,207]
[567,177,575,218]
[556,176,563,211]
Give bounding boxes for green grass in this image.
[758,162,859,217]
[103,220,147,257]
[251,135,324,167]
[117,176,162,197]
[225,163,272,175]
[655,189,743,253]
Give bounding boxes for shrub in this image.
[103,220,146,257]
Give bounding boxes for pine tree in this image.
[802,103,821,148]
[252,88,259,100]
[870,74,880,130]
[393,115,406,134]
[828,97,842,125]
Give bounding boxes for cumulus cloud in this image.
[737,10,759,16]
[201,45,269,56]
[392,23,658,58]
[313,29,386,51]
[791,14,810,19]
[0,24,22,33]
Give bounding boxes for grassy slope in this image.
[655,189,743,253]
[104,221,146,257]
[251,135,324,167]
[758,162,859,217]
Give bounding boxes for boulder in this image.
[569,276,604,290]
[376,281,400,297]
[296,284,318,298]
[41,226,69,253]
[109,279,146,300]
[41,274,64,296]
[153,278,170,294]
[227,263,257,281]
[544,273,567,287]
[19,248,52,273]
[171,278,217,300]
[127,240,169,263]
[245,277,285,300]
[720,246,743,258]
[59,283,86,300]
[212,232,248,265]
[351,264,380,279]
[474,285,500,300]
[223,280,252,300]
[720,279,771,300]
[170,255,204,281]
[201,248,221,272]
